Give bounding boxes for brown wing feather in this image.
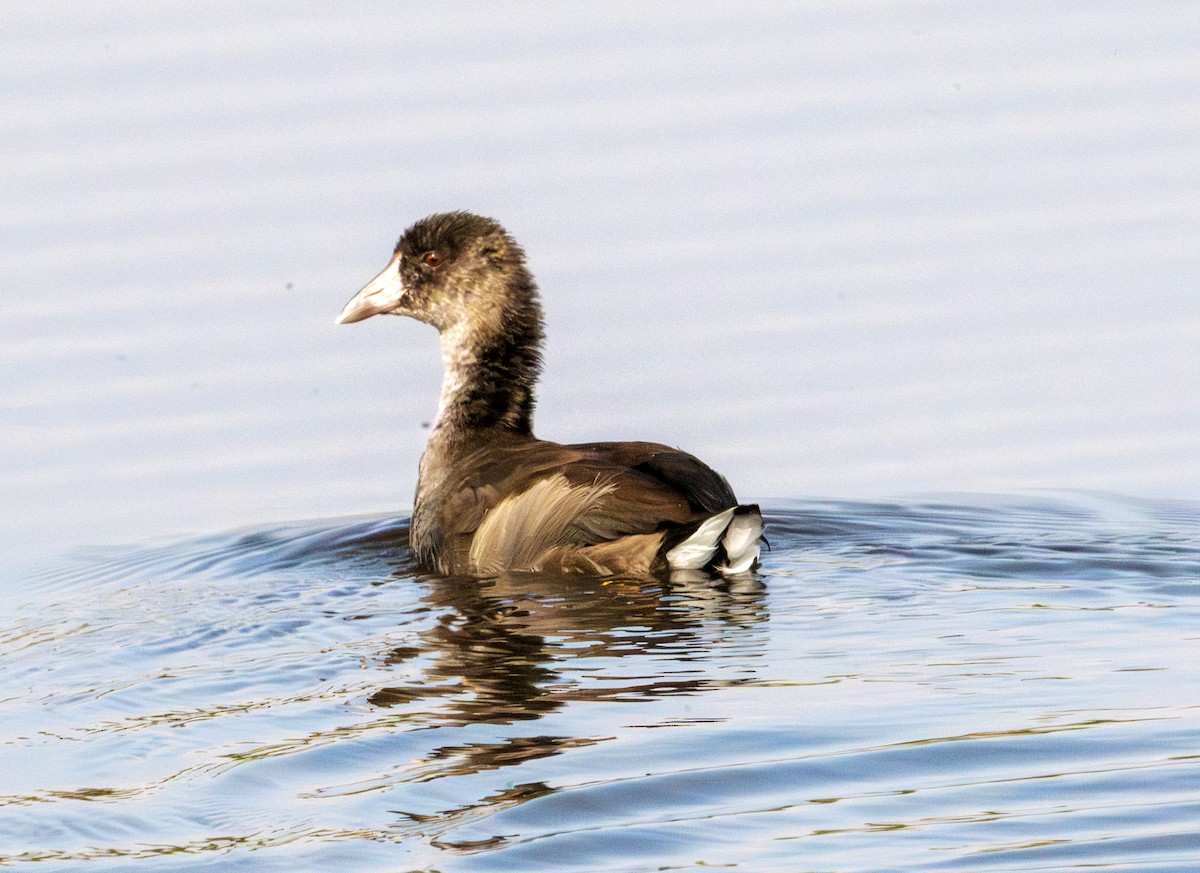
[568,441,738,514]
[417,437,732,573]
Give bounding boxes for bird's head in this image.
[336,211,534,333]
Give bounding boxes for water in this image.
[3,2,1200,558]
[3,495,1198,871]
[4,3,1200,870]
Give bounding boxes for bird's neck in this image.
[429,309,543,444]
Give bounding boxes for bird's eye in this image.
[422,251,444,268]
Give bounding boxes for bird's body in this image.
[337,212,761,578]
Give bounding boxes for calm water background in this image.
[3,3,1200,871]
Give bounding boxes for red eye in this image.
[422,251,444,268]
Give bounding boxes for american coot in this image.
[337,212,762,578]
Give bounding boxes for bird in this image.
[336,211,762,579]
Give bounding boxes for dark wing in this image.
[422,438,735,571]
[572,441,738,515]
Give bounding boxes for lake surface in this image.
[3,2,1199,558]
[3,3,1200,871]
[4,495,1199,871]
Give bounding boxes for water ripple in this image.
[2,496,1199,870]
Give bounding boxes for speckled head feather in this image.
[394,212,545,434]
[395,211,508,259]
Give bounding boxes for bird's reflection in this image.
[368,567,768,776]
[366,563,768,844]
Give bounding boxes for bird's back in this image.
[412,436,748,577]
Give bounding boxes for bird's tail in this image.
[664,504,763,577]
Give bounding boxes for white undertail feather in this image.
[469,474,616,574]
[665,508,736,571]
[716,509,763,574]
[666,506,763,576]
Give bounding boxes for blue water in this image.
[4,495,1198,871]
[3,4,1200,870]
[4,2,1200,559]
